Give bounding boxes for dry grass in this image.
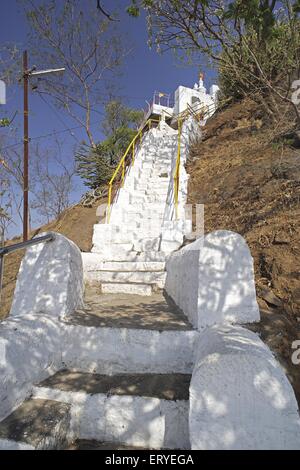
[187,98,300,404]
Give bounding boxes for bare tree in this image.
[0,178,14,244]
[128,1,300,123]
[96,0,118,21]
[21,0,129,148]
[30,140,76,224]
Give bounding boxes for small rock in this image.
[273,232,290,245]
[260,287,283,308]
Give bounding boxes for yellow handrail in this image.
[106,98,226,223]
[106,118,160,222]
[174,118,182,219]
[173,99,229,218]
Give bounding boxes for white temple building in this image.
[143,74,220,127]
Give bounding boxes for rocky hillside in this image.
[187,98,300,404]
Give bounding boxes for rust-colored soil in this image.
[187,98,300,405]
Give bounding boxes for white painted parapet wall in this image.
[0,232,196,424]
[190,325,300,450]
[10,232,84,319]
[165,230,260,329]
[0,233,84,421]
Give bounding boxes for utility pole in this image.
[22,51,65,242]
[23,51,29,242]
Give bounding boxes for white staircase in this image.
[0,121,197,451]
[85,125,189,295]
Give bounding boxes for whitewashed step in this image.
[101,283,152,295]
[88,261,165,272]
[129,203,165,212]
[134,237,160,252]
[32,370,191,449]
[110,214,164,226]
[116,210,164,220]
[141,163,154,169]
[129,196,166,205]
[82,251,167,264]
[92,242,133,253]
[145,188,168,195]
[89,271,166,288]
[94,231,162,245]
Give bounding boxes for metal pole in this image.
[0,228,4,304]
[0,255,4,305]
[107,183,112,223]
[23,51,29,242]
[132,141,135,165]
[122,160,125,186]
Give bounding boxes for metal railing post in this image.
[0,255,4,304]
[107,182,112,223]
[132,140,135,165]
[122,160,125,186]
[174,118,182,219]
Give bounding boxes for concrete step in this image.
[101,282,152,296]
[83,251,167,264]
[113,208,165,218]
[92,242,133,253]
[140,163,154,169]
[73,290,194,332]
[116,214,164,224]
[134,237,160,251]
[0,399,71,450]
[88,261,165,272]
[89,270,166,288]
[129,194,166,202]
[127,188,168,198]
[129,197,166,205]
[67,439,146,450]
[93,231,162,245]
[127,202,165,211]
[32,370,191,449]
[148,177,169,181]
[60,292,197,375]
[145,189,168,195]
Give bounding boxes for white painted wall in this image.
[0,312,64,421]
[190,324,300,450]
[0,233,84,421]
[0,312,197,424]
[10,232,84,319]
[61,324,198,375]
[173,85,217,117]
[165,231,260,329]
[0,228,197,422]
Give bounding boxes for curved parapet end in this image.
[190,325,300,450]
[165,230,260,329]
[10,232,83,319]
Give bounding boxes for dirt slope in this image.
[187,98,300,404]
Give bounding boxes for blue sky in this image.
[0,0,217,235]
